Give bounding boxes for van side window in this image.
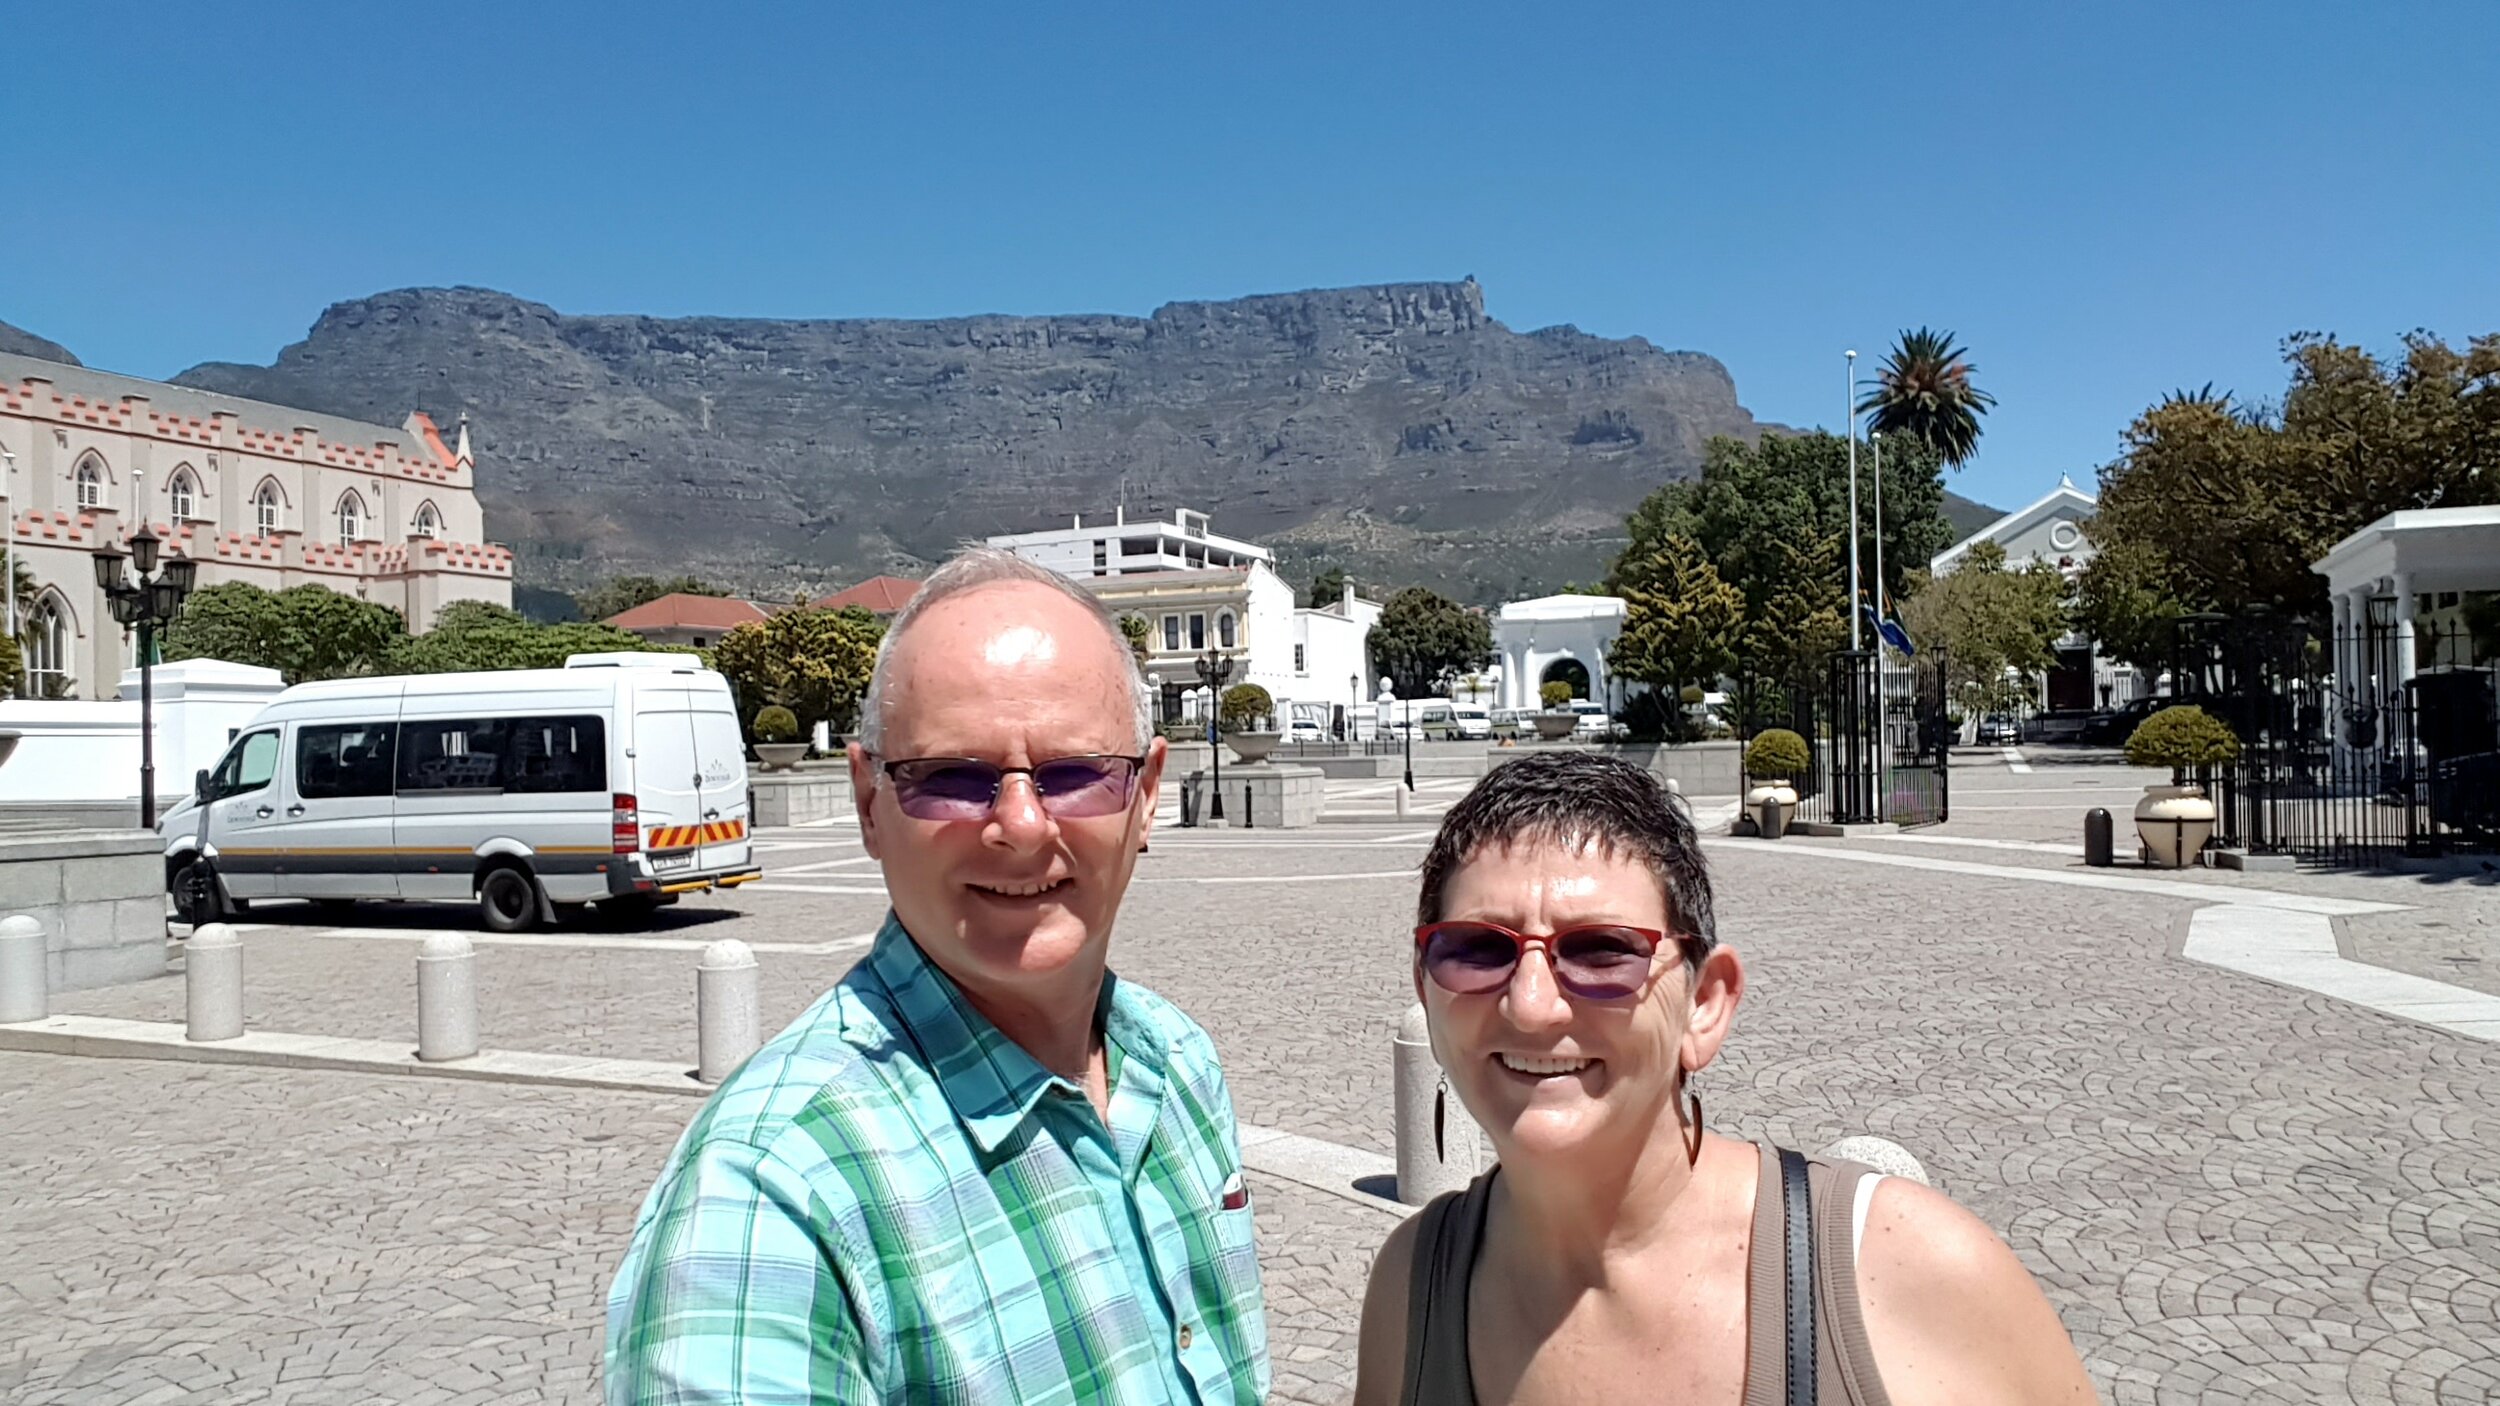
[397,716,607,794]
[297,724,398,800]
[212,730,280,799]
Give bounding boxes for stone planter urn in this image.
[1532,712,1580,741]
[1744,781,1800,839]
[2134,783,2216,868]
[753,743,809,772]
[1226,731,1282,764]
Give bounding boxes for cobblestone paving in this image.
[10,757,2500,1402]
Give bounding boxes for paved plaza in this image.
[4,750,2498,1403]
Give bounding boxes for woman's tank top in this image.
[1398,1143,1894,1405]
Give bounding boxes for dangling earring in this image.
[1434,1072,1449,1162]
[1681,1073,1704,1167]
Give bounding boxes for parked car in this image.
[157,652,760,933]
[2079,696,2168,746]
[1488,708,1531,738]
[1571,700,1628,741]
[1450,704,1493,740]
[1976,713,2022,746]
[1286,717,1327,743]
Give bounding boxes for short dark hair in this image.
[1417,751,1716,963]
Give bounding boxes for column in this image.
[2391,570,2417,692]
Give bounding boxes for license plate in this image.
[652,851,696,872]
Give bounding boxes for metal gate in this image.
[1882,648,1950,827]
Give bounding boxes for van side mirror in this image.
[195,769,212,802]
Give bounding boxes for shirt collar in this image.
[861,912,1162,1155]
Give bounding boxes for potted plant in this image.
[1220,683,1281,763]
[750,705,809,772]
[2122,704,2239,867]
[1742,728,1809,839]
[1533,681,1579,741]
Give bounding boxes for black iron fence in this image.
[2174,617,2497,866]
[1743,648,1948,829]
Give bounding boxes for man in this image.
[606,548,1268,1404]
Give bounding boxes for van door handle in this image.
[256,806,273,819]
[286,805,307,817]
[703,809,721,820]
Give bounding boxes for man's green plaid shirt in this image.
[605,916,1269,1403]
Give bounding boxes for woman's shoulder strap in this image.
[1399,1172,1496,1406]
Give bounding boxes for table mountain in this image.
[169,280,1986,604]
[0,318,81,367]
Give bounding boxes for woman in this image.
[1355,752,2095,1405]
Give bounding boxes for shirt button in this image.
[1179,1324,1193,1351]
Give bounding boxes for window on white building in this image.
[1189,614,1206,650]
[167,467,199,522]
[336,490,366,543]
[254,481,282,535]
[413,501,441,538]
[1163,615,1180,651]
[24,592,70,697]
[74,457,104,509]
[1217,611,1236,649]
[1294,643,1306,673]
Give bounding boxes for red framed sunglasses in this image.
[1413,920,1689,1001]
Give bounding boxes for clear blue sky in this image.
[7,0,2494,511]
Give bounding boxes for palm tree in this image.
[1857,327,1996,467]
[1117,612,1152,665]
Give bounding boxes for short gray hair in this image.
[858,547,1155,755]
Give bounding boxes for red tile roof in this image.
[606,593,773,632]
[813,575,923,615]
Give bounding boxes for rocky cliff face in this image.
[172,280,1778,601]
[0,319,81,366]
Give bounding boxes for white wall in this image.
[0,659,285,804]
[1494,597,1626,710]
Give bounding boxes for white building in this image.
[1493,594,1626,712]
[987,509,1379,733]
[988,506,1271,579]
[2313,504,2500,711]
[1930,474,2142,711]
[2,352,511,700]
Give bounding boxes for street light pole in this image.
[1845,349,1862,651]
[93,522,196,828]
[1195,650,1235,823]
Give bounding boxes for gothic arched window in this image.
[254,480,283,535]
[335,490,366,544]
[24,592,71,697]
[168,466,200,522]
[74,456,105,510]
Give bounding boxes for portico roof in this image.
[2312,505,2500,598]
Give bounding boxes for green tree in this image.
[1366,587,1492,698]
[1219,683,1274,729]
[1117,612,1152,665]
[1857,328,1996,468]
[711,606,885,734]
[2079,330,2500,648]
[1894,542,2069,715]
[163,582,406,683]
[574,574,728,623]
[1611,535,1745,737]
[2,546,37,697]
[1299,566,1350,609]
[388,602,668,674]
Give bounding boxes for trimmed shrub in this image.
[1219,683,1273,730]
[1540,680,1575,710]
[1678,684,1706,705]
[751,705,801,744]
[1744,728,1810,781]
[2124,705,2240,773]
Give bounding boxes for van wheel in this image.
[170,857,225,926]
[478,866,541,933]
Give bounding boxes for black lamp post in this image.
[1194,649,1235,822]
[94,524,196,828]
[1396,673,1414,793]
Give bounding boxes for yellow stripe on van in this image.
[645,818,747,851]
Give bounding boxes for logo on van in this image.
[701,761,741,788]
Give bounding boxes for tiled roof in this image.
[813,575,923,614]
[606,593,773,631]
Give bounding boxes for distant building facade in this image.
[1930,474,2142,710]
[810,575,922,616]
[985,509,1378,733]
[603,593,774,650]
[1494,594,1626,711]
[2,353,511,700]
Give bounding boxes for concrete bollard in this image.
[1393,1002,1481,1205]
[696,938,761,1084]
[1395,785,1410,819]
[1664,777,1681,795]
[416,932,479,1062]
[1821,1135,1931,1187]
[2083,808,2114,867]
[0,914,48,1024]
[184,922,245,1042]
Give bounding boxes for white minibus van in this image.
[157,652,759,932]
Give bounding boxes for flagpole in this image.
[1870,429,1889,821]
[1845,350,1861,651]
[1871,430,1886,627]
